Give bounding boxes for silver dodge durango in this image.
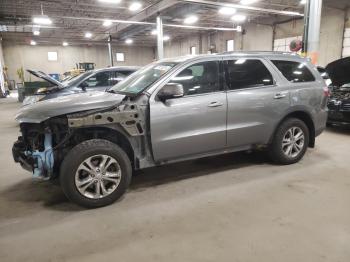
[13,52,329,208]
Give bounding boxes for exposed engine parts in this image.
[331,90,350,101]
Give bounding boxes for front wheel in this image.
[60,139,132,208]
[268,118,309,165]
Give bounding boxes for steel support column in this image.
[108,34,113,66]
[303,0,323,64]
[156,15,164,60]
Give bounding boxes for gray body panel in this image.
[150,91,227,161]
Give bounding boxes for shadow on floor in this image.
[0,151,269,216]
[326,125,350,135]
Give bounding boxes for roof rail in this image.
[220,51,300,56]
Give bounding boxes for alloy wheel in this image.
[281,127,305,158]
[75,154,121,199]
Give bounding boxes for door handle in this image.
[208,102,224,107]
[274,93,287,99]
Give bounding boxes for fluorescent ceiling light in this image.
[30,40,37,46]
[125,38,133,44]
[129,2,142,11]
[231,14,246,22]
[33,15,52,25]
[62,42,69,46]
[33,30,40,36]
[240,0,259,5]
[103,20,112,26]
[85,32,92,38]
[163,35,170,41]
[98,0,122,3]
[151,29,157,35]
[184,15,198,24]
[218,7,236,15]
[300,0,307,4]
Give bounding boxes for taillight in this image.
[323,86,330,97]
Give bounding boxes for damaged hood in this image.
[16,91,125,123]
[325,57,350,88]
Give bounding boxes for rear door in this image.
[150,59,227,161]
[224,57,291,147]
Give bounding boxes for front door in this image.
[150,60,227,161]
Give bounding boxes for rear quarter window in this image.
[271,60,315,83]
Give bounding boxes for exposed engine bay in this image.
[12,99,150,180]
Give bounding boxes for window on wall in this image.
[116,52,125,62]
[343,28,350,57]
[273,36,302,52]
[271,60,315,83]
[224,59,274,90]
[190,46,196,55]
[226,40,234,52]
[47,51,58,61]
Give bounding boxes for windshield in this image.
[62,71,94,87]
[108,62,177,95]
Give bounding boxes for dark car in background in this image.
[325,57,350,126]
[23,66,139,105]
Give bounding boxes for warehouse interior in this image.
[0,0,350,261]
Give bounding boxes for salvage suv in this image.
[13,52,328,208]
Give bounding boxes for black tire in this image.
[59,139,132,208]
[268,118,309,165]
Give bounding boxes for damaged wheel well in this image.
[69,127,135,164]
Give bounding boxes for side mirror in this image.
[158,83,184,102]
[79,82,88,91]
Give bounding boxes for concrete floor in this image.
[0,97,350,262]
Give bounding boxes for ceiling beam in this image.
[181,0,304,17]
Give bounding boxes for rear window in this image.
[272,60,315,83]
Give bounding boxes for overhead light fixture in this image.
[30,40,37,46]
[33,30,40,36]
[300,0,307,4]
[125,38,133,44]
[163,35,170,41]
[129,2,142,11]
[151,29,158,35]
[218,7,237,15]
[184,15,198,24]
[103,20,113,26]
[98,0,122,3]
[62,42,69,46]
[240,0,259,5]
[231,14,247,23]
[85,32,92,38]
[33,15,52,25]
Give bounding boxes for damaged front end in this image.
[327,87,350,125]
[12,117,68,180]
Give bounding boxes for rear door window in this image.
[109,71,134,85]
[83,72,110,87]
[224,59,274,90]
[271,60,315,83]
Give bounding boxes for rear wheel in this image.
[269,118,309,165]
[60,139,132,208]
